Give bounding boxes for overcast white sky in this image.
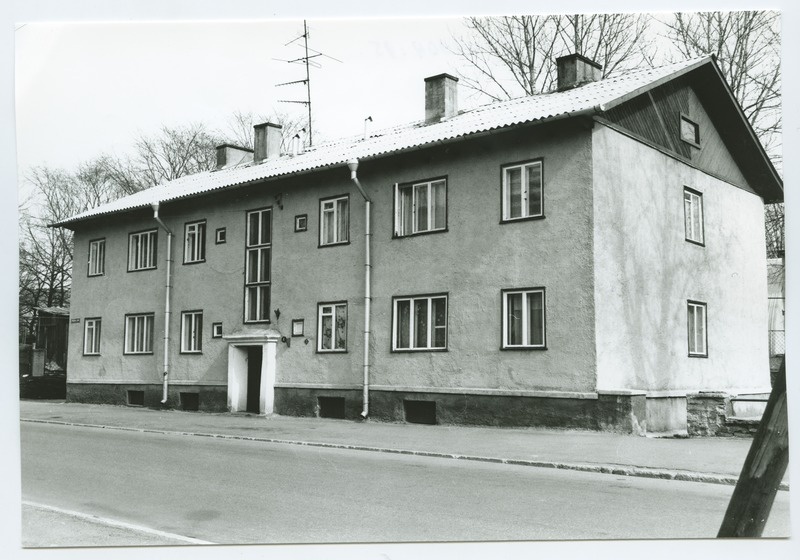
[3,1,800,560]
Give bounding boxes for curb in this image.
[21,418,788,491]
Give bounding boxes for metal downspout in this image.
[151,202,173,404]
[347,160,371,419]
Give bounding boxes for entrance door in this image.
[246,346,263,413]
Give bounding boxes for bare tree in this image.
[450,13,652,100]
[222,109,311,152]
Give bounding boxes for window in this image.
[502,160,543,221]
[83,318,101,355]
[181,311,203,353]
[680,115,700,147]
[295,214,308,232]
[184,221,206,264]
[393,294,447,351]
[319,195,349,246]
[394,178,447,236]
[688,301,707,357]
[502,288,546,349]
[317,302,347,352]
[215,228,226,244]
[124,313,154,354]
[684,187,704,245]
[211,322,223,338]
[245,208,271,322]
[128,230,157,271]
[87,239,105,276]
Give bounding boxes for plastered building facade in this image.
[59,55,782,434]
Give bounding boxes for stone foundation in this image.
[67,383,228,412]
[276,387,646,434]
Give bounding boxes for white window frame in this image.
[244,208,271,323]
[211,322,223,338]
[317,302,347,352]
[684,187,704,245]
[128,229,157,271]
[501,160,543,222]
[688,301,708,357]
[394,178,447,237]
[124,313,154,354]
[319,195,349,246]
[88,238,105,277]
[83,318,101,355]
[181,310,203,353]
[184,221,206,264]
[502,288,546,349]
[392,294,448,351]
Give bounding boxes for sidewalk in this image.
[19,400,788,488]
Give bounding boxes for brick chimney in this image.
[215,144,253,170]
[424,73,458,122]
[253,122,283,163]
[556,54,602,91]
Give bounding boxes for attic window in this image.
[680,115,700,147]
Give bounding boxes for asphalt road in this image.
[20,422,790,546]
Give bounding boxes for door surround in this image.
[224,329,281,414]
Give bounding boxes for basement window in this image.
[180,392,200,411]
[404,400,436,425]
[127,390,145,407]
[317,396,346,419]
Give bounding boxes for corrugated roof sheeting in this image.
[57,58,710,226]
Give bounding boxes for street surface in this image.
[21,422,790,546]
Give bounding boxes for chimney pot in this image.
[253,122,283,163]
[556,54,602,91]
[424,73,458,122]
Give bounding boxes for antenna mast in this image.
[275,20,341,148]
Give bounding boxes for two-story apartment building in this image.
[55,54,782,434]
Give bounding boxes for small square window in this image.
[215,228,227,244]
[295,214,308,232]
[688,300,707,357]
[292,319,304,337]
[680,115,700,147]
[212,322,223,338]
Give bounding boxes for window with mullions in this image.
[687,301,707,357]
[83,318,101,355]
[502,288,546,349]
[128,230,157,271]
[184,221,206,264]
[320,195,349,246]
[124,313,154,354]
[88,239,105,276]
[317,302,347,352]
[394,179,446,237]
[393,294,447,351]
[181,310,203,353]
[502,160,543,221]
[684,188,704,245]
[245,208,271,323]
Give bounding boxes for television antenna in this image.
[274,20,342,147]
